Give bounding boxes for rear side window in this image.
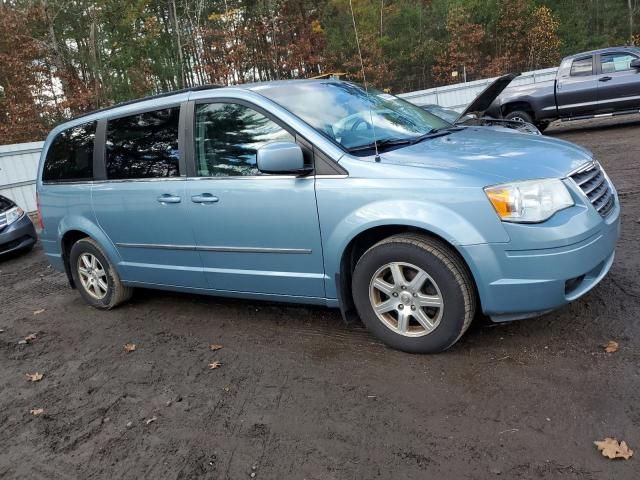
[42,122,96,183]
[570,57,593,77]
[106,107,180,179]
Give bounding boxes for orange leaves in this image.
[209,344,223,352]
[603,340,619,353]
[124,343,136,353]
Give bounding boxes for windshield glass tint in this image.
[255,82,450,151]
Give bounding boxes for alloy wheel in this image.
[77,253,109,300]
[368,262,444,337]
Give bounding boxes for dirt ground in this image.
[1,117,639,480]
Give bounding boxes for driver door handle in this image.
[599,76,613,82]
[191,194,219,204]
[157,194,181,204]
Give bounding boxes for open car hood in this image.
[456,73,520,122]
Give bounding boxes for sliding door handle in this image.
[157,194,181,204]
[599,76,613,82]
[191,194,219,204]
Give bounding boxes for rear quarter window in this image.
[42,122,96,183]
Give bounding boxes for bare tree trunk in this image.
[170,0,186,88]
[629,0,635,43]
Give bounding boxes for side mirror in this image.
[256,142,310,174]
[631,58,640,69]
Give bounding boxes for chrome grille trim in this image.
[569,161,615,218]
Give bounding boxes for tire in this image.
[351,234,476,353]
[69,238,132,309]
[504,110,534,124]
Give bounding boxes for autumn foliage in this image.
[0,0,636,145]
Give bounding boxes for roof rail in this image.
[70,84,225,121]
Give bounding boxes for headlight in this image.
[5,206,24,225]
[484,179,574,223]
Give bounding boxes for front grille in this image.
[0,213,6,233]
[569,162,615,218]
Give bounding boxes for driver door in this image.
[185,100,326,299]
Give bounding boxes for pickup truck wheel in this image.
[351,234,476,353]
[70,238,133,309]
[505,110,533,124]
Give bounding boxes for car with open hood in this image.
[36,79,620,353]
[421,74,541,135]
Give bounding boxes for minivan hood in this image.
[379,127,593,183]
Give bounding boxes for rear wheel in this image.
[351,234,476,353]
[504,110,534,124]
[69,238,132,309]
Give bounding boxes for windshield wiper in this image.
[408,128,458,145]
[347,127,462,154]
[346,137,413,153]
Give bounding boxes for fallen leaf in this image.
[19,333,38,345]
[33,309,45,315]
[145,416,157,425]
[208,360,223,370]
[30,408,44,416]
[603,340,619,353]
[26,372,43,382]
[209,344,223,351]
[594,437,634,460]
[123,343,136,353]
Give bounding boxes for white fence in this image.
[397,67,558,111]
[0,141,44,212]
[0,67,558,213]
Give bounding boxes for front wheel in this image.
[69,238,133,309]
[351,234,476,353]
[504,110,534,124]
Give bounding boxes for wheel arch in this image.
[335,224,481,323]
[58,217,123,288]
[500,101,535,119]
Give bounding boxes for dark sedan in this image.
[0,195,37,257]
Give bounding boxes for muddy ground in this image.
[1,117,639,479]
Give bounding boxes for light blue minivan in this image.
[37,80,620,353]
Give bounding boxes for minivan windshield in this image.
[254,81,451,153]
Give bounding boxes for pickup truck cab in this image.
[37,80,620,353]
[488,46,640,131]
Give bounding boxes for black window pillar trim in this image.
[94,119,107,181]
[183,100,197,177]
[178,100,191,177]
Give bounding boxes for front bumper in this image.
[0,214,37,256]
[460,202,620,321]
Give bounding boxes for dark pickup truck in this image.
[487,46,640,132]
